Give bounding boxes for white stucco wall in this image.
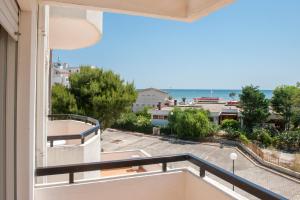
[133,89,168,112]
[35,170,241,200]
[47,134,101,183]
[48,120,95,145]
[47,120,101,183]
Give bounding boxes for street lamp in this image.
[230,152,237,191]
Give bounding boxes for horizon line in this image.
[136,88,274,91]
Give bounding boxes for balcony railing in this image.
[47,114,100,147]
[35,153,287,200]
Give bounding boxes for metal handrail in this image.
[35,153,286,200]
[47,114,100,146]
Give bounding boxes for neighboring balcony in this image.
[46,114,101,182]
[49,6,103,50]
[35,154,286,200]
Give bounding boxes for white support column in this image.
[36,4,49,174]
[6,35,18,200]
[16,8,38,200]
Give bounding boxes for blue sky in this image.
[53,0,300,90]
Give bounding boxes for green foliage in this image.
[271,85,300,130]
[253,128,273,147]
[209,123,220,135]
[224,128,241,139]
[262,124,280,137]
[51,84,77,114]
[273,131,300,151]
[136,106,151,118]
[239,134,250,144]
[292,110,300,129]
[113,112,152,134]
[221,119,240,130]
[160,126,171,135]
[239,85,269,131]
[69,66,137,128]
[113,112,137,130]
[168,108,212,139]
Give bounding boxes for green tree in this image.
[239,85,269,132]
[69,66,137,128]
[168,108,212,139]
[292,110,300,129]
[271,85,299,130]
[51,83,77,114]
[292,84,300,129]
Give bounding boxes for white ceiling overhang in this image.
[49,6,103,50]
[43,0,234,22]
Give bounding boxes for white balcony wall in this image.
[47,120,101,183]
[35,170,243,200]
[48,120,94,136]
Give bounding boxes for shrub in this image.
[221,119,240,130]
[113,112,153,134]
[168,108,212,139]
[209,123,220,135]
[113,112,137,131]
[239,134,250,144]
[273,131,300,151]
[134,115,152,133]
[136,106,151,118]
[160,126,171,135]
[224,128,241,139]
[259,132,273,147]
[263,124,280,137]
[253,128,273,147]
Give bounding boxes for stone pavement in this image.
[102,129,300,200]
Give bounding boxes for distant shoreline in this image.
[160,89,273,101]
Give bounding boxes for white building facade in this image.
[51,65,70,86]
[132,88,169,112]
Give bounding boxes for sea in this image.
[161,89,273,102]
